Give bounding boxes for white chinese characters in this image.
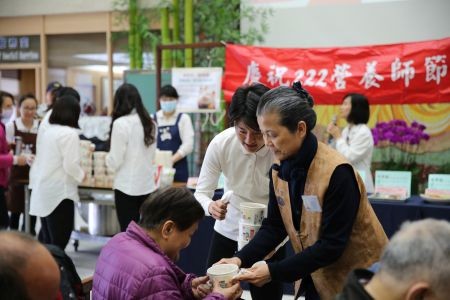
[267,64,290,86]
[391,58,415,87]
[331,63,352,90]
[359,61,384,89]
[242,60,262,85]
[240,55,447,89]
[425,55,447,85]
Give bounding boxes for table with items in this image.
[369,195,450,237]
[177,192,450,277]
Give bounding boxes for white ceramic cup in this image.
[81,159,92,168]
[240,202,266,225]
[207,264,239,288]
[238,221,261,242]
[93,151,107,159]
[94,167,107,176]
[79,140,91,149]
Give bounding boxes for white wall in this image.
[244,0,450,47]
[0,0,158,17]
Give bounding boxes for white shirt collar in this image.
[239,142,270,157]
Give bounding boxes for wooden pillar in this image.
[107,13,113,115]
[40,16,47,103]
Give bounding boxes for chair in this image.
[81,276,93,300]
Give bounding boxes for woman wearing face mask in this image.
[326,93,374,194]
[0,91,16,124]
[154,85,194,183]
[5,93,39,234]
[0,91,27,229]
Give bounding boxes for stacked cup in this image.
[238,202,266,250]
[80,141,95,186]
[207,264,239,288]
[93,151,114,188]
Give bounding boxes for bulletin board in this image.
[124,70,171,114]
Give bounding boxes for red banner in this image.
[223,38,450,105]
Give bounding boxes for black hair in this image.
[111,83,155,147]
[46,86,80,112]
[140,187,204,231]
[0,90,14,108]
[18,93,38,107]
[49,95,80,128]
[228,83,270,131]
[45,86,63,111]
[159,85,179,99]
[56,87,81,102]
[344,93,370,124]
[257,83,317,133]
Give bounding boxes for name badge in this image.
[302,195,322,212]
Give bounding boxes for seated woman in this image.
[93,187,242,300]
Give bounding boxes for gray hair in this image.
[379,219,450,297]
[256,85,316,133]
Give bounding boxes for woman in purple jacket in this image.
[93,186,242,300]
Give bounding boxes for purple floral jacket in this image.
[92,221,225,300]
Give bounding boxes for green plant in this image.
[195,0,272,68]
[113,0,160,69]
[372,120,430,194]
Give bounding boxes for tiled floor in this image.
[66,238,297,299]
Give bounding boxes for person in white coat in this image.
[29,87,80,190]
[106,83,157,232]
[194,83,284,300]
[327,93,374,193]
[30,95,85,250]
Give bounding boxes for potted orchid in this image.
[371,120,430,194]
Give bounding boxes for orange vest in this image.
[272,142,388,300]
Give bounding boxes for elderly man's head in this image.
[375,219,450,300]
[0,231,60,300]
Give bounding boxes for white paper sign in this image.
[172,67,222,113]
[428,174,450,191]
[302,195,322,212]
[375,170,412,197]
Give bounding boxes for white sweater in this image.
[194,128,273,241]
[106,113,157,196]
[30,124,84,217]
[335,124,374,193]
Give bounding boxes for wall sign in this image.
[0,35,40,63]
[172,67,222,113]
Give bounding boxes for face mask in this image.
[1,108,13,120]
[161,100,177,113]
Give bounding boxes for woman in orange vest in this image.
[221,82,388,300]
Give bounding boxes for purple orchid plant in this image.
[371,120,430,165]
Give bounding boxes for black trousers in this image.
[9,212,37,235]
[114,189,149,232]
[0,187,8,229]
[298,275,320,300]
[206,231,285,300]
[38,199,74,250]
